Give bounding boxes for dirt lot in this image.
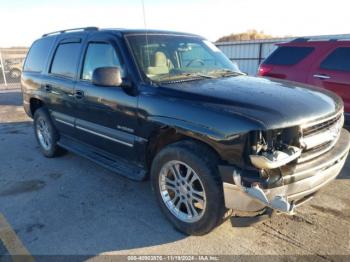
[0,88,349,260]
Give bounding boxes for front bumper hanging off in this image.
[220,129,350,215]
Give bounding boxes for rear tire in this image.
[33,108,65,158]
[151,140,226,235]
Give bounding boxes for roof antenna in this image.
[141,0,147,30]
[141,0,151,70]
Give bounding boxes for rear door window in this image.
[50,42,81,78]
[24,38,55,73]
[320,47,350,72]
[264,46,314,66]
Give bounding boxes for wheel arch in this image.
[29,97,45,116]
[146,125,222,171]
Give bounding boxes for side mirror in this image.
[92,67,122,87]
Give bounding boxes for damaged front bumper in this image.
[220,128,350,215]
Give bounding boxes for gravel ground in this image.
[0,89,349,260]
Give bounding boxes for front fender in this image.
[148,116,226,141]
[147,115,249,167]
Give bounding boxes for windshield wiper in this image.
[210,69,245,78]
[181,72,215,79]
[155,72,215,84]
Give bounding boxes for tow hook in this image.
[233,170,295,214]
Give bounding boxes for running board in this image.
[58,136,147,181]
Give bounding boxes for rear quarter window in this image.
[50,42,81,78]
[24,37,55,73]
[320,47,350,72]
[264,46,314,66]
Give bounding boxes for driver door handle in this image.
[75,90,84,99]
[44,84,52,92]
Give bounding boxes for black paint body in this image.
[21,29,343,180]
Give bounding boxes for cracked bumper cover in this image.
[220,129,350,213]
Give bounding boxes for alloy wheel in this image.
[36,118,52,150]
[159,160,206,223]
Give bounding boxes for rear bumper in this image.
[222,128,350,213]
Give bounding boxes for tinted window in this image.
[82,43,123,81]
[50,43,81,78]
[320,47,350,72]
[264,46,314,66]
[24,38,54,72]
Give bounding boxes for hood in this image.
[162,76,343,129]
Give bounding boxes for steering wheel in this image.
[186,59,205,67]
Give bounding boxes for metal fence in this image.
[216,34,350,76]
[0,48,28,89]
[216,38,292,75]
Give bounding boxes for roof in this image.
[42,27,200,38]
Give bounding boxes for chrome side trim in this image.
[51,111,75,127]
[55,118,74,127]
[76,125,133,147]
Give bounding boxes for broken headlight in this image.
[249,128,302,169]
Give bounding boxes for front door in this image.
[74,34,139,162]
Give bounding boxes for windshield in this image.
[126,34,242,83]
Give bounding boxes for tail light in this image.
[258,64,272,76]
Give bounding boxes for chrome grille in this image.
[302,113,342,136]
[298,112,344,163]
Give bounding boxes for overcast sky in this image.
[1,0,349,47]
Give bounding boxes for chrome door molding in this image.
[51,111,147,148]
[75,124,133,147]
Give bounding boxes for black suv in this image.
[22,27,350,235]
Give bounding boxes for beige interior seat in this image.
[147,51,170,76]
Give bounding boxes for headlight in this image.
[249,129,301,169]
[250,146,302,169]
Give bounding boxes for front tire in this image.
[33,108,64,158]
[151,140,226,235]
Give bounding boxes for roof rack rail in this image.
[291,37,309,42]
[42,27,99,37]
[290,35,350,43]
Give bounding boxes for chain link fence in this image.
[0,48,28,90]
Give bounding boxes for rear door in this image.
[44,36,84,136]
[22,37,56,116]
[260,45,315,82]
[307,44,350,114]
[73,33,139,162]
